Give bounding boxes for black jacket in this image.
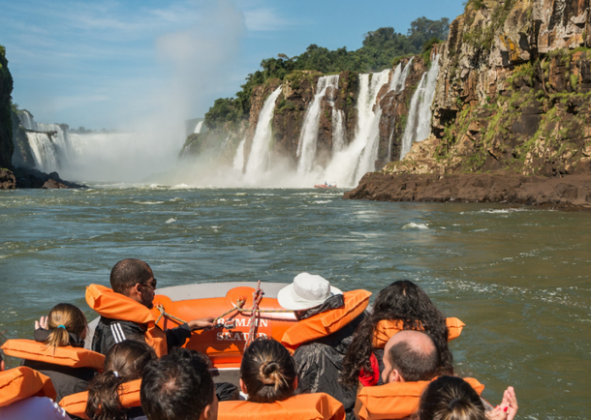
[91,316,192,356]
[293,313,365,420]
[27,329,98,402]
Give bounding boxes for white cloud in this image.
[244,8,292,31]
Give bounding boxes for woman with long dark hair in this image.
[86,340,156,420]
[341,280,453,388]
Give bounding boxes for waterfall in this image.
[397,58,414,92]
[233,137,246,172]
[194,121,204,134]
[17,111,72,173]
[244,86,282,179]
[296,75,339,175]
[332,109,346,152]
[399,54,440,160]
[385,60,412,162]
[322,69,390,186]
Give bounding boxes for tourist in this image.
[354,331,485,420]
[1,303,103,402]
[277,273,371,420]
[84,340,156,420]
[90,258,214,356]
[417,376,518,420]
[0,352,72,419]
[217,337,345,420]
[141,347,218,420]
[341,280,456,388]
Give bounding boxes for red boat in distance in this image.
[314,182,337,189]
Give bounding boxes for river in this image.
[1,186,589,419]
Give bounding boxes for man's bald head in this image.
[382,330,439,383]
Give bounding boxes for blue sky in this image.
[0,0,466,130]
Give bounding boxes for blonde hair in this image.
[45,303,88,349]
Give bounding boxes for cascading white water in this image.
[322,69,390,186]
[385,60,413,162]
[399,54,440,160]
[27,133,61,173]
[244,86,283,179]
[397,58,414,92]
[332,109,346,152]
[194,121,204,134]
[296,75,340,175]
[233,137,246,172]
[18,111,72,173]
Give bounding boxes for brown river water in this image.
[0,186,590,419]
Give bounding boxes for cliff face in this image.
[386,0,591,178]
[0,45,14,172]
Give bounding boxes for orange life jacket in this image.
[86,284,168,357]
[371,317,465,349]
[218,392,346,420]
[355,377,484,420]
[0,367,56,408]
[281,290,371,352]
[1,339,105,371]
[59,378,142,420]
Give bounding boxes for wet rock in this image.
[0,168,16,189]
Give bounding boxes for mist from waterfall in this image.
[296,75,340,175]
[399,54,440,160]
[233,137,246,172]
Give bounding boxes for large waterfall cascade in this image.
[17,110,72,173]
[399,54,440,160]
[385,59,414,162]
[296,75,340,175]
[243,86,283,179]
[194,121,204,134]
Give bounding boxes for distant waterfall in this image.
[194,121,204,134]
[385,60,413,162]
[332,109,346,152]
[297,75,339,174]
[244,86,282,178]
[323,69,390,186]
[233,137,246,172]
[399,55,440,160]
[396,58,413,92]
[18,111,72,173]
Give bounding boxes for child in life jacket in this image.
[217,337,345,420]
[84,340,156,420]
[1,303,103,402]
[341,280,459,388]
[417,376,518,420]
[0,351,72,419]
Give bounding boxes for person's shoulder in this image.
[0,396,72,419]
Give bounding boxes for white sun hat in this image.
[277,273,343,311]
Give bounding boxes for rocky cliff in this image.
[346,0,591,208]
[0,44,14,175]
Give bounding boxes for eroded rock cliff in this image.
[0,45,14,177]
[347,0,591,208]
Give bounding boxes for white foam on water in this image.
[166,218,177,224]
[134,201,165,205]
[402,222,429,230]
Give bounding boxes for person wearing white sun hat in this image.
[277,273,370,420]
[277,272,343,318]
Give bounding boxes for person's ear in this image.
[389,369,404,383]
[293,376,298,391]
[0,360,4,372]
[200,386,219,420]
[127,283,142,298]
[240,378,248,394]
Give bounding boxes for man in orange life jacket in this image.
[91,259,214,355]
[381,330,439,384]
[277,273,366,420]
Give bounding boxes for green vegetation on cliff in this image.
[204,17,450,130]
